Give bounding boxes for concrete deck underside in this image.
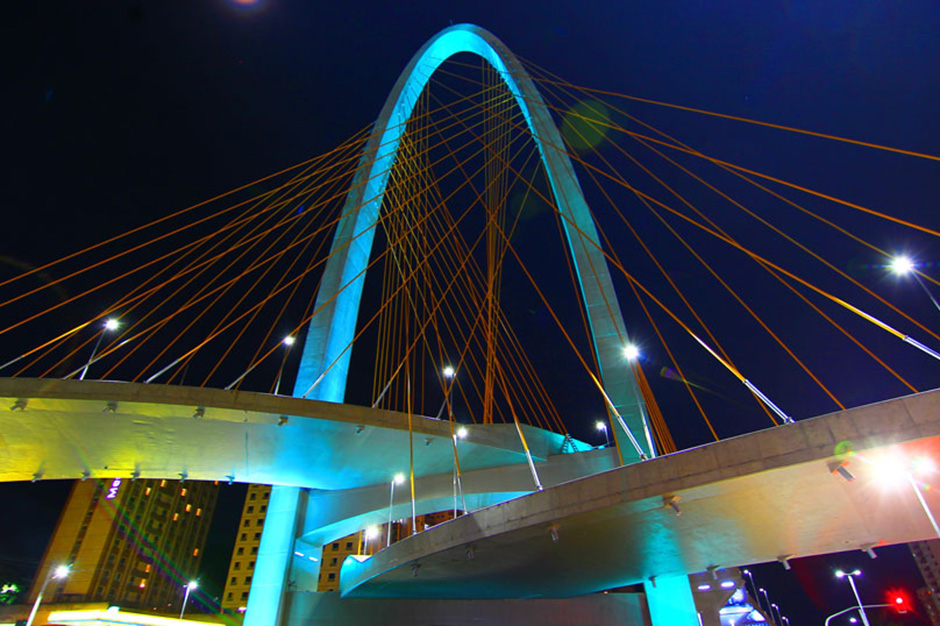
[340,387,940,598]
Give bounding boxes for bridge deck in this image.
[0,378,574,489]
[340,388,940,598]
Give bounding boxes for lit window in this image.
[160,480,167,488]
[173,513,179,521]
[196,508,202,516]
[145,564,151,573]
[186,504,192,512]
[145,487,152,496]
[181,488,187,497]
[193,548,199,557]
[139,579,147,588]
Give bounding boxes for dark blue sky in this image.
[2,1,939,622]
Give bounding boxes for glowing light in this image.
[283,336,295,346]
[364,525,380,540]
[623,344,640,361]
[889,255,915,275]
[873,454,909,488]
[442,365,455,378]
[720,580,736,589]
[456,426,468,439]
[835,569,861,579]
[186,581,198,590]
[697,584,711,591]
[913,456,935,475]
[53,565,70,579]
[393,472,405,485]
[595,421,607,431]
[104,318,120,331]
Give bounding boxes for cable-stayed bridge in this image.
[2,23,939,626]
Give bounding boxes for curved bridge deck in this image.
[340,387,940,598]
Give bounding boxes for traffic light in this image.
[887,588,911,614]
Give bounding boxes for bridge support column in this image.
[645,576,698,626]
[244,487,308,626]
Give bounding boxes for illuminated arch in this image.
[250,25,656,626]
[294,23,651,456]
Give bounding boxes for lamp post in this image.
[835,570,870,626]
[25,565,70,626]
[595,420,611,447]
[79,318,119,380]
[180,580,198,619]
[453,426,467,518]
[387,473,405,547]
[890,254,940,315]
[362,525,379,555]
[273,336,295,395]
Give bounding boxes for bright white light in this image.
[456,426,468,439]
[623,344,640,361]
[393,472,405,485]
[873,454,910,488]
[283,336,295,346]
[53,565,70,579]
[835,569,861,579]
[364,525,380,540]
[890,255,915,276]
[595,420,607,431]
[697,584,711,591]
[849,618,857,624]
[104,319,119,331]
[913,456,935,475]
[720,580,735,589]
[442,365,455,378]
[186,581,198,590]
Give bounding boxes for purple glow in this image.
[105,478,122,499]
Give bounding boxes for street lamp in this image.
[363,525,379,555]
[623,344,640,361]
[874,454,940,538]
[25,565,70,626]
[453,426,468,518]
[595,420,611,447]
[79,318,119,380]
[835,570,870,626]
[273,335,295,395]
[180,580,198,619]
[387,473,405,547]
[889,254,940,315]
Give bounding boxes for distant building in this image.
[220,485,459,610]
[910,540,940,625]
[29,479,217,612]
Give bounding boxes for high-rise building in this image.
[220,486,459,611]
[910,540,940,625]
[29,478,217,612]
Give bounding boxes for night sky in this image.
[2,1,940,623]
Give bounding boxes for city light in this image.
[456,426,468,439]
[443,365,455,378]
[889,255,915,275]
[104,318,120,331]
[623,344,640,361]
[282,335,295,346]
[180,580,198,619]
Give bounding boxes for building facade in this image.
[911,540,940,625]
[220,486,459,611]
[29,478,217,612]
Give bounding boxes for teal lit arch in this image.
[294,23,652,454]
[248,24,661,626]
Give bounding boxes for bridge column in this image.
[244,487,308,626]
[645,576,699,626]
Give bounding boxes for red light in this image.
[887,589,911,614]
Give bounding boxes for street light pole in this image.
[25,565,70,626]
[836,570,870,626]
[824,605,890,626]
[387,473,404,547]
[273,336,295,395]
[79,319,119,381]
[595,420,611,447]
[180,580,198,619]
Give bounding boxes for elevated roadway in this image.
[340,387,940,598]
